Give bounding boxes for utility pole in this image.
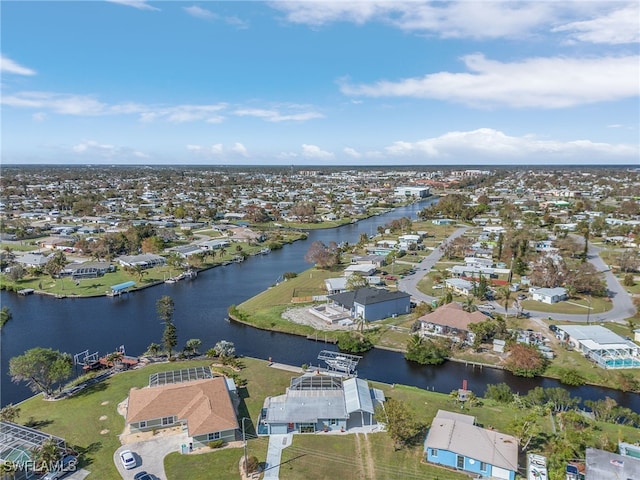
[242,417,249,472]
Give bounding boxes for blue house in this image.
[328,287,411,321]
[424,410,518,480]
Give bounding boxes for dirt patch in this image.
[101,401,109,405]
[362,433,375,480]
[353,433,366,480]
[99,415,108,421]
[100,429,109,435]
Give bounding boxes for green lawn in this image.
[12,357,640,480]
[520,296,612,315]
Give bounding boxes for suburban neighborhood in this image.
[1,165,640,480]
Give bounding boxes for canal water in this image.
[1,200,638,411]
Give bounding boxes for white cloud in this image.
[340,54,639,108]
[343,147,362,159]
[270,1,556,39]
[382,128,638,161]
[2,92,108,115]
[32,112,47,122]
[302,144,335,160]
[186,143,249,157]
[225,16,250,29]
[231,142,248,156]
[184,5,216,20]
[107,0,160,12]
[2,91,227,122]
[553,3,640,44]
[1,54,36,75]
[233,107,323,122]
[72,140,116,154]
[71,139,150,160]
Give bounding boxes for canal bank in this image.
[2,198,638,412]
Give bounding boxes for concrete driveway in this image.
[114,432,189,480]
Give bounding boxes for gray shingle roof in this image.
[329,287,410,308]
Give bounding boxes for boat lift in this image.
[317,350,362,375]
[73,349,99,367]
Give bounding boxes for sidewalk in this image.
[262,433,293,480]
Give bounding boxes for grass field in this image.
[12,356,640,480]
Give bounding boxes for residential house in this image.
[418,303,490,345]
[584,447,640,480]
[444,278,474,297]
[116,253,166,269]
[62,261,114,279]
[351,254,386,268]
[169,245,204,259]
[328,287,411,321]
[259,375,384,435]
[530,287,567,304]
[126,376,238,448]
[343,264,377,277]
[556,325,639,369]
[15,252,52,268]
[199,239,231,250]
[431,218,454,225]
[227,227,266,243]
[424,410,518,480]
[325,278,348,295]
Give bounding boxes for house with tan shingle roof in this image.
[126,376,239,448]
[418,303,491,345]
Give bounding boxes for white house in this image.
[531,287,568,304]
[444,278,474,296]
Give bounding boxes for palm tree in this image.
[145,343,161,357]
[30,438,61,473]
[462,297,477,313]
[131,264,147,283]
[499,286,512,318]
[104,351,124,368]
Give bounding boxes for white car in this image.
[478,304,495,310]
[120,450,136,470]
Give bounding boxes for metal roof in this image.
[558,325,637,348]
[265,390,347,423]
[343,378,374,415]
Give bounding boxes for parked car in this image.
[134,472,153,480]
[549,324,558,333]
[478,304,495,310]
[42,455,78,480]
[517,294,527,300]
[120,450,136,470]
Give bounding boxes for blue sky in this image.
[1,1,638,165]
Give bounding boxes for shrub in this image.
[283,271,298,279]
[559,369,586,386]
[208,440,225,449]
[243,455,260,473]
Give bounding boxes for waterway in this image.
[1,200,638,411]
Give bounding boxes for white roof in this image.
[343,378,374,415]
[558,325,638,349]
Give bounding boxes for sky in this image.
[1,1,639,166]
